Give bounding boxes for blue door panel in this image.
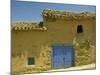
[52,46,64,69]
[64,46,73,67]
[53,55,64,68]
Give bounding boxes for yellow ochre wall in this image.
[11,17,96,73]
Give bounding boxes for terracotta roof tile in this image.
[12,22,47,31]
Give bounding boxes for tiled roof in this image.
[11,22,47,31]
[42,9,96,20]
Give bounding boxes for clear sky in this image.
[11,0,96,22]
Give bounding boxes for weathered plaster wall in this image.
[11,21,74,73]
[44,18,96,45]
[11,17,96,73]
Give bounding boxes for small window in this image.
[77,25,83,33]
[28,57,35,65]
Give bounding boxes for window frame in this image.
[77,25,83,33]
[26,57,36,67]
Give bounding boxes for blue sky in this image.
[11,0,96,22]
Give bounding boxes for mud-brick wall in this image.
[12,51,27,73]
[11,19,74,73]
[73,37,96,66]
[43,18,96,45]
[72,18,96,45]
[43,18,96,66]
[37,46,52,71]
[12,16,96,73]
[12,45,52,74]
[71,18,96,66]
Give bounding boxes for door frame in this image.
[51,43,75,69]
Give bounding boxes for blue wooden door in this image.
[52,45,73,69]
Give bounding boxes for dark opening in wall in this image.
[39,21,43,27]
[28,57,35,65]
[77,25,83,33]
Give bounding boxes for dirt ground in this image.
[48,63,96,72]
[20,63,95,75]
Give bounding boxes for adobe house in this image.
[11,9,96,73]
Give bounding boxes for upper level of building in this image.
[42,9,96,20]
